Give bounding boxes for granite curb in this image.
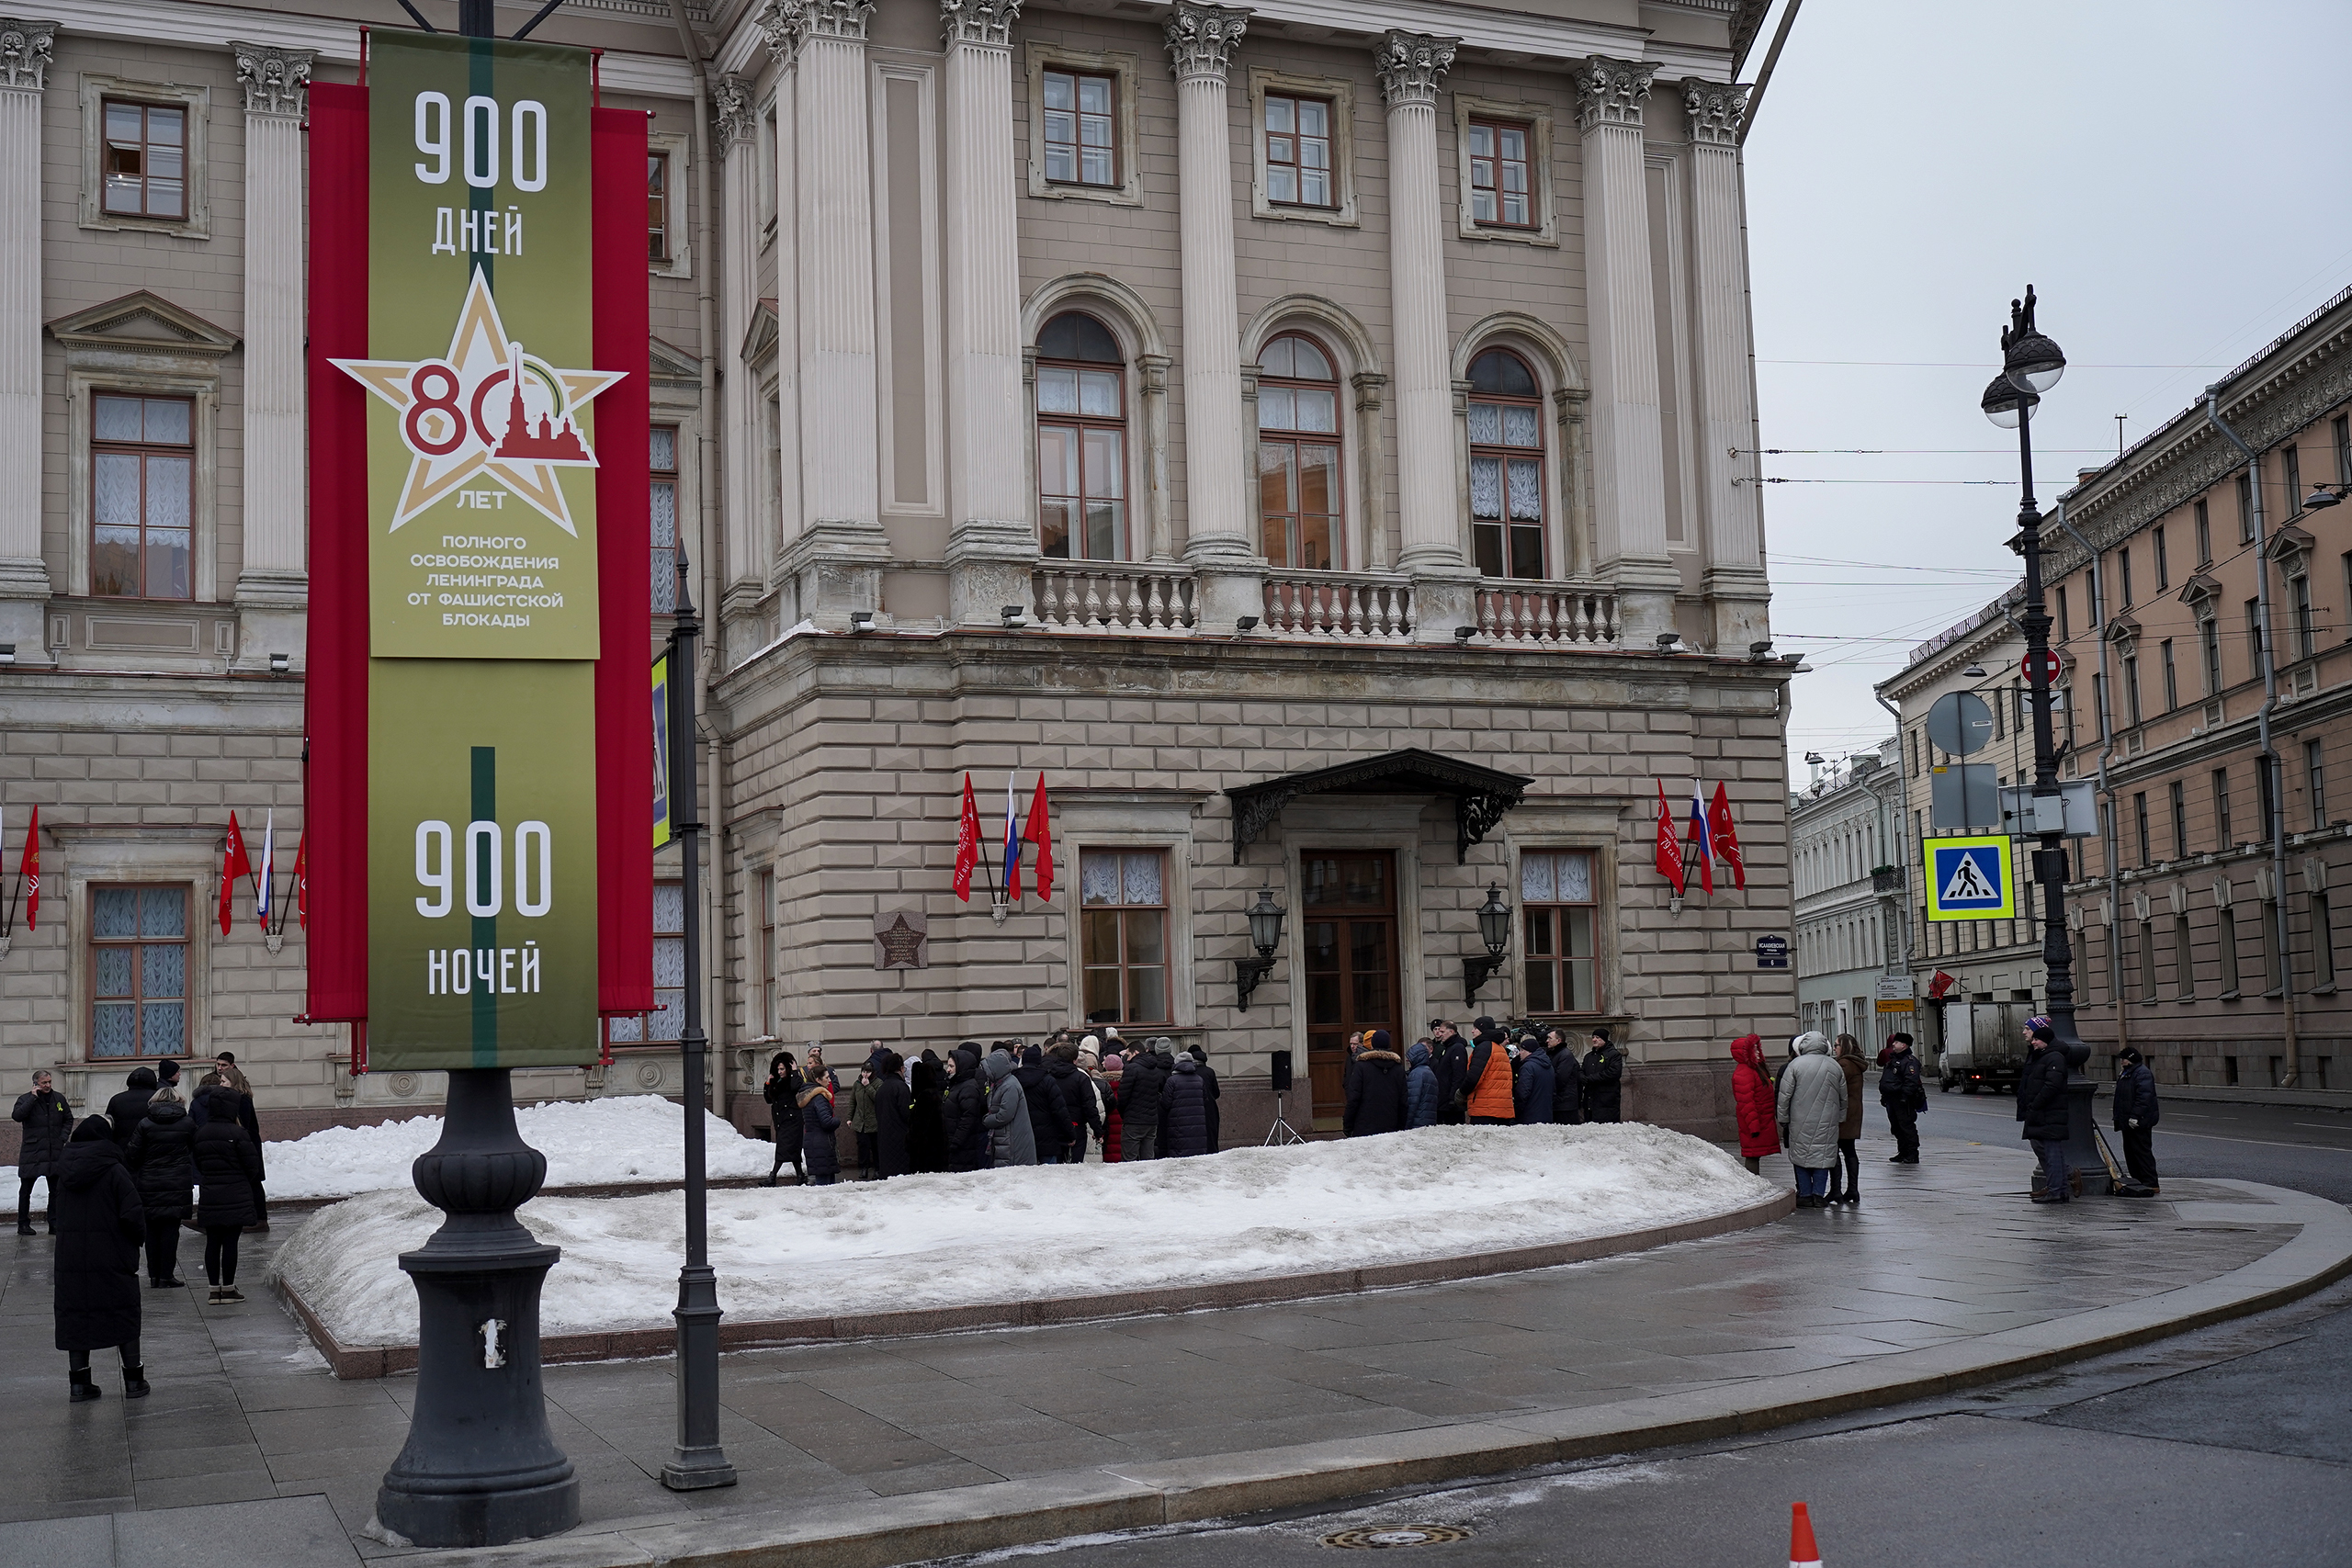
[280,1190,1801,1379]
[390,1180,2352,1568]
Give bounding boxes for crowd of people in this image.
[11,1052,271,1402]
[1334,1018,1627,1135]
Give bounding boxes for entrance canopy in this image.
[1226,747,1532,864]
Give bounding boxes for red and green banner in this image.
[305,32,651,1070]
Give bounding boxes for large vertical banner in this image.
[305,32,648,1070]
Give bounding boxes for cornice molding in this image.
[1164,2,1250,83]
[1574,54,1653,131]
[1373,28,1455,110]
[0,16,56,91]
[941,0,1021,49]
[1679,75,1747,147]
[231,40,311,118]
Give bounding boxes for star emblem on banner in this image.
[331,272,625,535]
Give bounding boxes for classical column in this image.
[778,0,888,627]
[1681,77,1768,653]
[753,5,804,599]
[231,41,313,667]
[940,0,1035,626]
[1164,3,1258,632]
[711,72,766,660]
[1374,28,1475,639]
[0,18,55,662]
[1573,56,1677,645]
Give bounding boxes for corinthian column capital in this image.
[232,42,312,118]
[1373,29,1456,111]
[1163,3,1249,83]
[0,17,55,92]
[712,72,755,145]
[1679,76,1749,147]
[798,0,875,42]
[754,0,802,63]
[1574,54,1654,131]
[941,0,1022,49]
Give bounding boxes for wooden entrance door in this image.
[1301,851,1400,1132]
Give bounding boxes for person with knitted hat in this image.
[1343,1028,1408,1136]
[2112,1046,2160,1192]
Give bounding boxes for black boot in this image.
[69,1370,101,1403]
[123,1366,150,1398]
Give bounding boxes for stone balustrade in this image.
[1031,563,1200,631]
[1475,582,1620,646]
[1261,570,1416,639]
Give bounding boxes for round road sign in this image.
[2020,649,2063,685]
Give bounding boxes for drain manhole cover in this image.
[1320,1525,1473,1549]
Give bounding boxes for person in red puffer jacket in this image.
[1730,1034,1781,1174]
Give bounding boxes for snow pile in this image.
[274,1122,1776,1348]
[5,1095,767,1212]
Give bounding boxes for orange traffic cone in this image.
[1789,1502,1822,1568]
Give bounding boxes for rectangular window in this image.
[2219,906,2242,996]
[2195,498,2212,565]
[607,882,685,1043]
[2154,525,2168,591]
[2133,791,2150,867]
[2258,752,2278,845]
[1080,850,1169,1025]
[2335,414,2351,484]
[758,869,775,1039]
[102,98,187,220]
[2174,914,2193,1000]
[2118,547,2132,608]
[2309,737,2327,829]
[91,392,194,601]
[2284,443,2302,516]
[2315,892,2337,989]
[2139,920,2157,1000]
[648,150,671,262]
[2246,598,2264,678]
[2292,572,2314,661]
[2123,654,2142,726]
[2161,638,2177,711]
[2237,469,2256,543]
[1263,93,1334,208]
[2092,671,2108,736]
[89,886,189,1059]
[2055,584,2070,642]
[650,425,680,615]
[1521,849,1599,1014]
[2213,767,2233,848]
[1042,69,1116,187]
[2170,779,2188,860]
[1467,118,1532,228]
[2201,620,2222,696]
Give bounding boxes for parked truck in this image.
[1931,1000,2030,1094]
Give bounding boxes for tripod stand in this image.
[1262,1090,1307,1146]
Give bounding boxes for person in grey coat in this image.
[1775,1032,1847,1209]
[981,1049,1036,1168]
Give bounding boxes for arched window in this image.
[1466,347,1545,580]
[1256,333,1341,570]
[1035,311,1127,560]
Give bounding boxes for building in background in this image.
[2044,283,2351,1090]
[1789,739,1901,1046]
[0,0,1800,1157]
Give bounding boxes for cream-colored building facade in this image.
[0,0,1797,1156]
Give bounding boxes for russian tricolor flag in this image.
[1684,780,1715,894]
[1001,773,1023,900]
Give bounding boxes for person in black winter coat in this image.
[871,1052,914,1179]
[51,1119,146,1402]
[799,1081,842,1184]
[191,1114,262,1303]
[104,1066,158,1150]
[762,1052,806,1185]
[192,1072,267,1227]
[2111,1046,2161,1191]
[13,1069,72,1235]
[909,1051,949,1173]
[124,1089,196,1287]
[1429,1020,1470,1123]
[1579,1032,1625,1123]
[1343,1030,1409,1136]
[1187,1046,1221,1152]
[1159,1053,1212,1156]
[1878,1033,1925,1164]
[1513,1035,1556,1124]
[1013,1046,1074,1164]
[1116,1046,1170,1162]
[1543,1029,1582,1124]
[942,1047,989,1170]
[2017,1028,2073,1202]
[1046,1046,1103,1161]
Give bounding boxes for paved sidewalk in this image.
[1,1131,2343,1567]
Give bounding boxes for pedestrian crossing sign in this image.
[1924,835,2015,922]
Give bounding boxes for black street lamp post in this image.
[1980,286,2108,1196]
[662,556,737,1491]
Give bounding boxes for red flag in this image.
[17,805,37,931]
[1023,775,1055,900]
[291,833,308,930]
[1653,781,1687,896]
[220,813,252,936]
[1927,969,1957,999]
[951,774,982,901]
[1707,782,1747,889]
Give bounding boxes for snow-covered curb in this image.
[5,1095,767,1212]
[274,1123,1780,1359]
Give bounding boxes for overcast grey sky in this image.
[1741,0,2352,775]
